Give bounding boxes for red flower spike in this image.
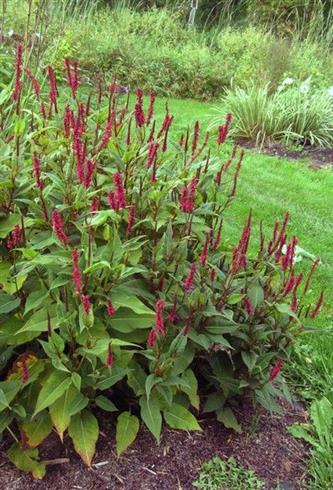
[134,88,145,128]
[26,68,41,99]
[12,44,23,106]
[192,121,200,155]
[199,235,210,267]
[154,300,165,335]
[107,299,116,317]
[71,248,82,294]
[106,343,113,367]
[217,113,232,145]
[310,291,324,319]
[127,205,136,236]
[147,141,159,169]
[52,210,68,246]
[183,263,196,294]
[180,177,197,213]
[147,328,157,348]
[84,160,95,189]
[146,91,156,125]
[91,196,100,214]
[81,294,91,315]
[6,225,24,250]
[243,297,253,315]
[47,66,59,113]
[113,172,126,209]
[269,359,282,381]
[303,258,320,294]
[32,153,44,190]
[210,267,217,282]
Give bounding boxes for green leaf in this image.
[95,395,118,412]
[96,366,127,390]
[24,290,48,315]
[0,214,20,239]
[227,293,245,305]
[0,262,27,294]
[241,352,258,374]
[49,386,88,441]
[181,369,199,410]
[110,308,154,333]
[18,305,60,334]
[247,285,264,309]
[34,371,72,416]
[164,403,201,431]
[7,443,46,479]
[288,424,317,446]
[310,397,332,445]
[116,411,139,456]
[0,293,20,314]
[20,411,52,448]
[68,410,99,466]
[216,407,242,433]
[145,374,163,401]
[111,290,155,316]
[139,394,162,443]
[203,392,225,413]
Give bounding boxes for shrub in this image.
[0,48,322,478]
[217,82,333,147]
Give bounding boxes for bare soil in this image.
[0,399,309,490]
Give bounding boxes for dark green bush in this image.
[0,49,322,478]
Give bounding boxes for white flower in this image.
[327,86,333,96]
[300,83,310,94]
[282,77,294,86]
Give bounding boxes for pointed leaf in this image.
[217,407,242,433]
[139,394,162,443]
[49,386,88,441]
[34,371,72,416]
[164,403,201,431]
[20,411,52,448]
[68,410,99,466]
[116,411,139,456]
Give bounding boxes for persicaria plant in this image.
[0,48,322,478]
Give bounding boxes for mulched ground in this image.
[236,139,333,169]
[0,399,309,490]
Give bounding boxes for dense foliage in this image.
[0,49,322,478]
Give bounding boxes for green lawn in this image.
[154,96,333,396]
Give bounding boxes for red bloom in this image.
[26,68,41,99]
[168,298,178,324]
[106,343,113,367]
[243,297,253,315]
[180,177,197,213]
[32,153,44,190]
[91,196,100,214]
[303,258,320,294]
[269,359,282,381]
[154,299,165,335]
[127,205,136,236]
[63,105,73,138]
[134,88,145,128]
[192,121,200,155]
[147,328,157,347]
[183,263,196,293]
[7,225,24,250]
[230,149,244,197]
[112,172,126,209]
[107,299,116,317]
[84,160,95,189]
[81,294,91,314]
[212,221,223,250]
[210,267,217,282]
[21,358,29,384]
[199,235,210,266]
[310,291,324,319]
[108,191,120,212]
[230,213,251,274]
[52,210,68,246]
[100,111,115,149]
[146,91,156,125]
[47,65,59,113]
[217,113,232,145]
[12,44,23,106]
[147,141,159,169]
[71,249,82,294]
[64,58,79,98]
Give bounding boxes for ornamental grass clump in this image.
[0,48,322,478]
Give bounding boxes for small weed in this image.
[193,456,264,490]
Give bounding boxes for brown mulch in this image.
[236,139,333,169]
[0,399,309,490]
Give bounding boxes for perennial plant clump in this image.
[0,46,323,478]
